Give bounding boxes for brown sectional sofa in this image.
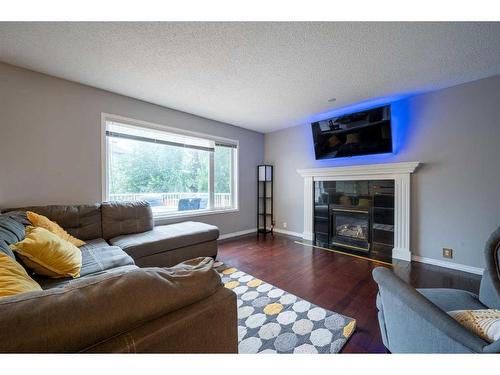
[0,201,237,353]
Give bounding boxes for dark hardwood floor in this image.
[218,233,481,353]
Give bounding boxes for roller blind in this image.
[106,121,216,152]
[215,141,238,149]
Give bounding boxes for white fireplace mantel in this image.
[297,162,420,262]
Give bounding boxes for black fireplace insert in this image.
[313,179,395,262]
[330,206,370,252]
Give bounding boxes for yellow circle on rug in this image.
[222,267,237,275]
[343,320,356,337]
[263,303,283,315]
[247,278,263,287]
[224,281,240,289]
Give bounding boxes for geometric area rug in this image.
[215,262,356,354]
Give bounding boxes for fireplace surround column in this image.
[297,162,419,262]
[393,173,411,261]
[303,176,314,241]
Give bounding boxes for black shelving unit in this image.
[257,165,273,234]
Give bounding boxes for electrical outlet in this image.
[443,248,453,259]
[283,222,287,229]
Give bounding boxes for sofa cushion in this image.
[27,211,85,247]
[109,221,219,260]
[0,240,15,259]
[0,214,25,246]
[418,288,487,312]
[5,205,102,240]
[133,240,218,268]
[34,239,136,289]
[101,201,154,240]
[35,265,139,290]
[79,238,135,277]
[1,211,31,226]
[0,215,23,259]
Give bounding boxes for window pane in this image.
[108,135,209,215]
[214,145,233,209]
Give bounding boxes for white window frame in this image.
[101,113,239,220]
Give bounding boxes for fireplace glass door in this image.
[330,208,370,252]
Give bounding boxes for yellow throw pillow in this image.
[448,309,500,343]
[0,252,42,298]
[10,226,82,278]
[26,211,85,247]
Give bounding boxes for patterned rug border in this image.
[214,261,356,354]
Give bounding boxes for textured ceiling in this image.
[1,22,499,133]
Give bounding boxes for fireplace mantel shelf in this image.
[297,161,420,178]
[297,161,420,262]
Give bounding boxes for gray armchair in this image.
[373,227,500,353]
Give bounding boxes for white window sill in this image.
[153,208,239,225]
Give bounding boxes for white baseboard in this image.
[219,228,303,240]
[302,231,313,241]
[273,228,304,238]
[218,228,256,240]
[412,255,484,275]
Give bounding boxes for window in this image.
[102,115,238,217]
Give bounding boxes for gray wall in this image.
[0,62,264,235]
[265,75,500,269]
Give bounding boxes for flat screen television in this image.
[311,105,392,160]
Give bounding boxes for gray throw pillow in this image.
[0,214,26,245]
[0,239,15,259]
[3,210,30,226]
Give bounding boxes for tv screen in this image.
[311,105,392,160]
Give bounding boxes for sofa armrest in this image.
[373,267,489,353]
[479,227,500,309]
[0,257,221,353]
